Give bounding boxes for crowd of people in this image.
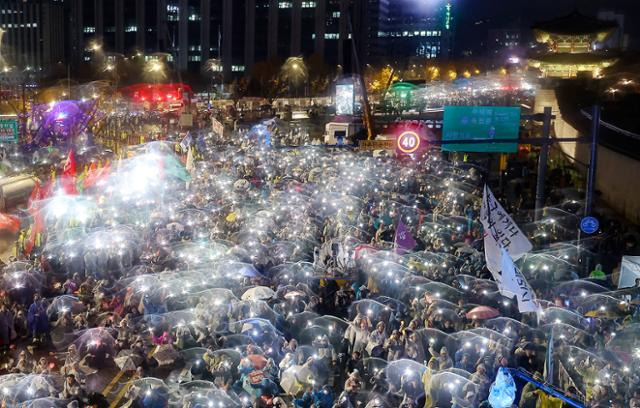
[0,117,639,408]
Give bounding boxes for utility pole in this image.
[585,105,600,216]
[21,80,27,143]
[346,10,374,141]
[534,106,552,221]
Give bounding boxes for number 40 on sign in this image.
[396,131,421,154]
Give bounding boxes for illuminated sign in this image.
[445,2,452,30]
[396,130,421,154]
[0,117,18,143]
[358,139,395,150]
[336,84,354,115]
[442,106,520,153]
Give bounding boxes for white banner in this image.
[618,255,640,289]
[212,118,224,136]
[500,248,540,313]
[480,184,532,281]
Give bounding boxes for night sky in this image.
[452,0,638,56]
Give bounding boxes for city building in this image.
[487,29,520,56]
[66,0,457,80]
[371,0,455,63]
[528,11,619,78]
[0,0,65,72]
[66,0,373,81]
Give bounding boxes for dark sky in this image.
[453,0,639,56]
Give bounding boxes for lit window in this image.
[125,26,137,32]
[189,14,200,21]
[232,65,245,72]
[324,33,339,39]
[332,11,340,18]
[278,2,292,8]
[167,4,179,13]
[84,26,95,33]
[188,55,201,62]
[302,1,316,7]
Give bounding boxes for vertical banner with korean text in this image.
[480,184,533,281]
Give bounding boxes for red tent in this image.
[118,83,193,104]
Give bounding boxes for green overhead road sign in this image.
[0,117,19,143]
[442,106,521,153]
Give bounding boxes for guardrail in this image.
[581,109,640,142]
[557,360,586,403]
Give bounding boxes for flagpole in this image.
[545,326,554,384]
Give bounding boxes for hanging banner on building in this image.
[442,106,520,152]
[0,117,19,143]
[480,184,532,279]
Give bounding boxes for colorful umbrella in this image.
[466,306,500,320]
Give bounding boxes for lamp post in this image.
[281,56,308,100]
[0,28,6,69]
[145,59,166,84]
[206,58,222,104]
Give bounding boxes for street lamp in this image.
[145,59,166,83]
[281,56,308,98]
[205,58,222,102]
[89,40,103,53]
[0,28,6,69]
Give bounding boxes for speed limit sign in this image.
[396,131,421,154]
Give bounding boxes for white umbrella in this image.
[280,365,315,396]
[241,286,275,301]
[234,179,251,191]
[114,350,143,371]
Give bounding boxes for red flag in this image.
[63,149,76,176]
[0,213,20,234]
[84,161,111,189]
[25,181,44,255]
[27,181,41,207]
[40,178,55,200]
[61,150,77,195]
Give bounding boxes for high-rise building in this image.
[67,0,374,79]
[0,0,65,72]
[370,0,455,63]
[65,0,455,80]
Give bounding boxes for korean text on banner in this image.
[480,184,532,279]
[500,248,540,314]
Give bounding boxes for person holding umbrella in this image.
[27,294,49,345]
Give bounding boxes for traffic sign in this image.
[358,139,395,150]
[580,216,599,234]
[442,106,520,152]
[396,130,421,154]
[0,117,18,143]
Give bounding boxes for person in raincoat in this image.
[313,385,334,408]
[344,316,370,355]
[0,302,14,355]
[589,264,606,281]
[27,294,49,343]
